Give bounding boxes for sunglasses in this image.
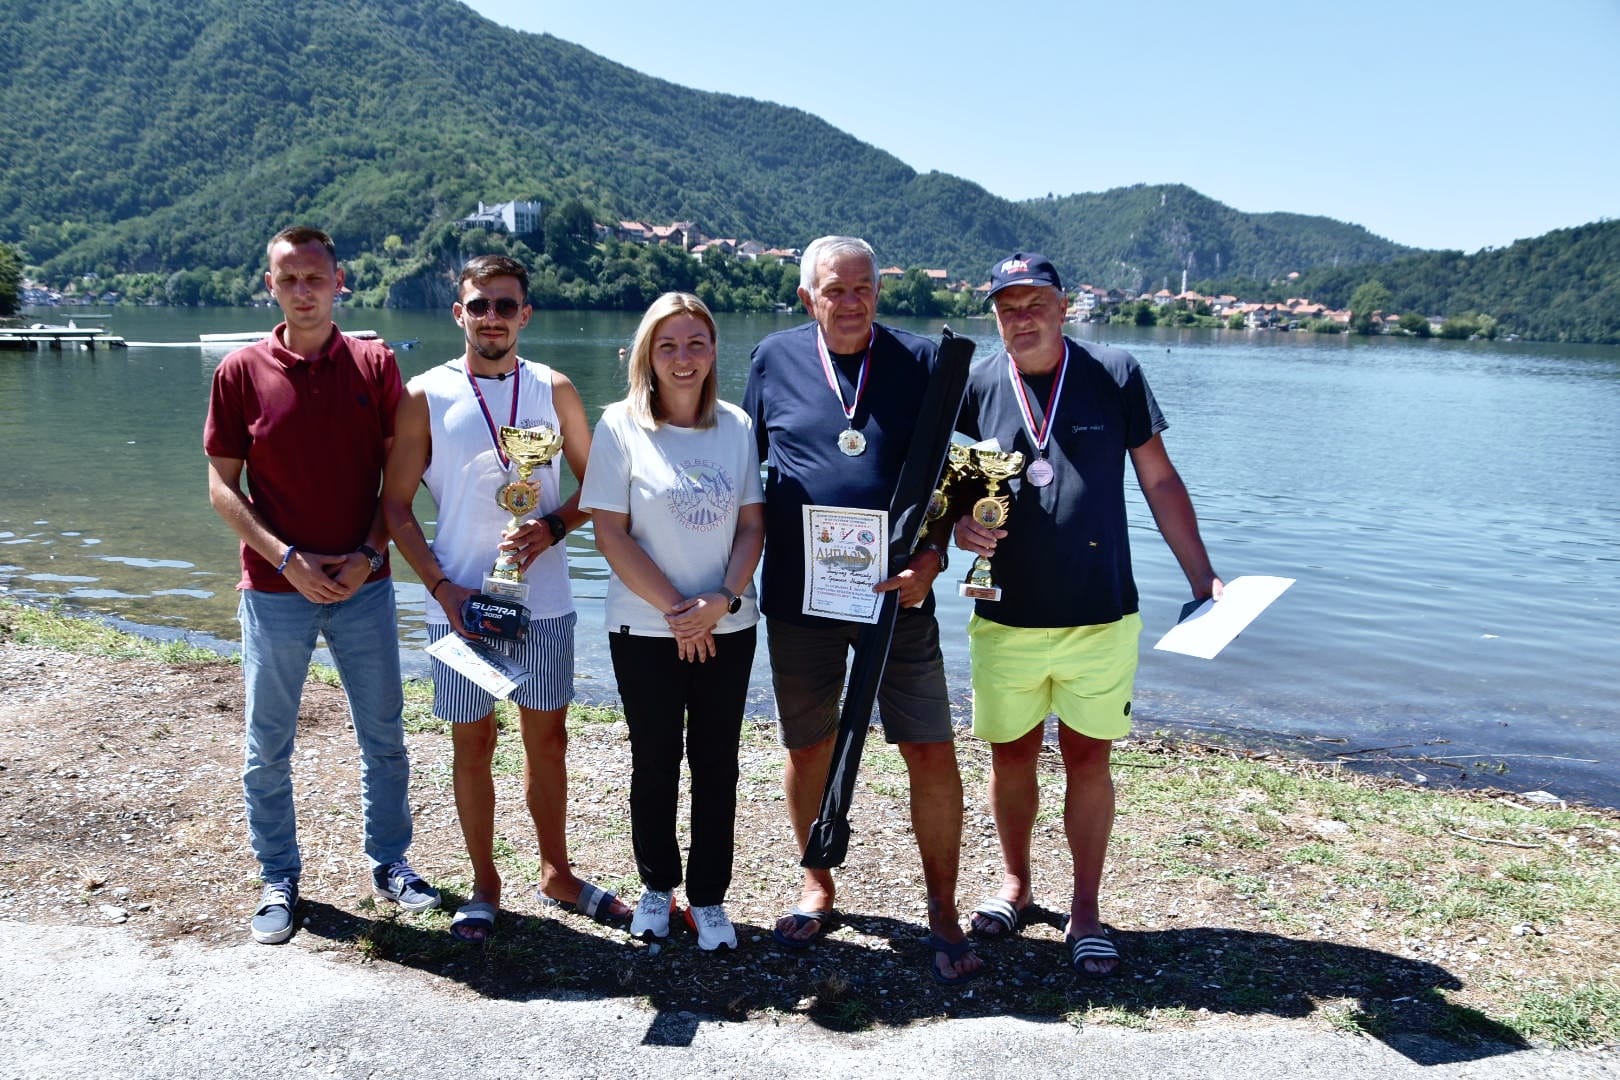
[462,296,523,319]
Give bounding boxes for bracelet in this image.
[275,545,296,574]
[543,513,567,544]
[428,576,450,598]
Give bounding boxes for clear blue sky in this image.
[463,0,1618,254]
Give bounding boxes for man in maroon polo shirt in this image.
[204,225,438,945]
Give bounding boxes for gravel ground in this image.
[3,922,1617,1080]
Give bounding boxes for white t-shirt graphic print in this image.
[580,400,764,637]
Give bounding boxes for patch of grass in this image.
[864,746,907,776]
[1250,808,1285,834]
[1422,989,1530,1047]
[1026,989,1070,1013]
[0,599,225,663]
[1212,823,1269,850]
[1073,1004,1152,1030]
[1498,858,1544,884]
[1507,982,1620,1048]
[567,702,623,735]
[869,778,907,800]
[1284,842,1342,866]
[402,685,446,735]
[568,702,621,725]
[1322,999,1384,1038]
[418,760,452,791]
[491,739,526,777]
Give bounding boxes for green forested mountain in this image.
[2,0,1417,299]
[1027,184,1412,292]
[1256,221,1620,344]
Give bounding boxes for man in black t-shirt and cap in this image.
[953,252,1222,976]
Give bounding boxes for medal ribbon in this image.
[1008,341,1068,458]
[464,361,521,470]
[815,326,873,427]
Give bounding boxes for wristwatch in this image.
[918,542,948,573]
[717,586,743,615]
[358,544,385,572]
[543,513,567,544]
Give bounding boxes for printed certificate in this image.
[801,504,888,623]
[425,633,533,699]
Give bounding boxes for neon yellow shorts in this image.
[968,612,1142,744]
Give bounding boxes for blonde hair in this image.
[625,292,719,429]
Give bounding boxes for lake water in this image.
[3,307,1618,806]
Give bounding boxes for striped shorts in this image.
[426,613,576,723]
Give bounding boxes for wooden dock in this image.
[0,325,127,351]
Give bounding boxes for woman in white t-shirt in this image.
[578,292,764,951]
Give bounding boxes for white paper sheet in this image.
[801,504,888,623]
[425,633,533,699]
[1152,575,1295,660]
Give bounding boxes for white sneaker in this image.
[688,903,738,951]
[631,889,673,940]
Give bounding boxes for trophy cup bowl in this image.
[483,424,565,603]
[958,447,1024,602]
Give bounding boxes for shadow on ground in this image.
[297,896,1525,1065]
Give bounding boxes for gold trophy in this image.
[958,447,1025,602]
[484,424,565,603]
[916,442,971,547]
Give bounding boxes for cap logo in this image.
[1000,259,1030,274]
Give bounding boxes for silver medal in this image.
[1025,457,1055,487]
[838,428,867,456]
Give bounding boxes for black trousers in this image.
[608,626,756,906]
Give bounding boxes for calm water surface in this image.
[3,308,1617,804]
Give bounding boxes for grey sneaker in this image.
[630,889,674,940]
[372,861,440,913]
[688,904,738,951]
[250,879,299,944]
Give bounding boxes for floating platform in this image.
[0,325,126,350]
[198,329,380,347]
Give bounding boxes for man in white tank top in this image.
[383,255,631,941]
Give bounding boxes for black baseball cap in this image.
[987,252,1063,299]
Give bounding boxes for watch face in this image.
[728,594,743,614]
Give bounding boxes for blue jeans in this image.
[238,578,412,882]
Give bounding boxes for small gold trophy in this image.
[916,442,972,547]
[484,424,565,603]
[958,447,1025,602]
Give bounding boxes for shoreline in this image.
[3,592,1611,811]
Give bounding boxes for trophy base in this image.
[959,583,1002,602]
[482,574,531,603]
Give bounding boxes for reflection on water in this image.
[3,308,1619,805]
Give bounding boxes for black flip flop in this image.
[771,906,838,950]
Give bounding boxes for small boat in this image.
[392,339,419,350]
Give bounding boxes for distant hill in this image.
[1267,220,1620,344]
[0,0,1426,297]
[1185,219,1620,344]
[1026,184,1413,293]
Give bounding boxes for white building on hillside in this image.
[460,199,543,234]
